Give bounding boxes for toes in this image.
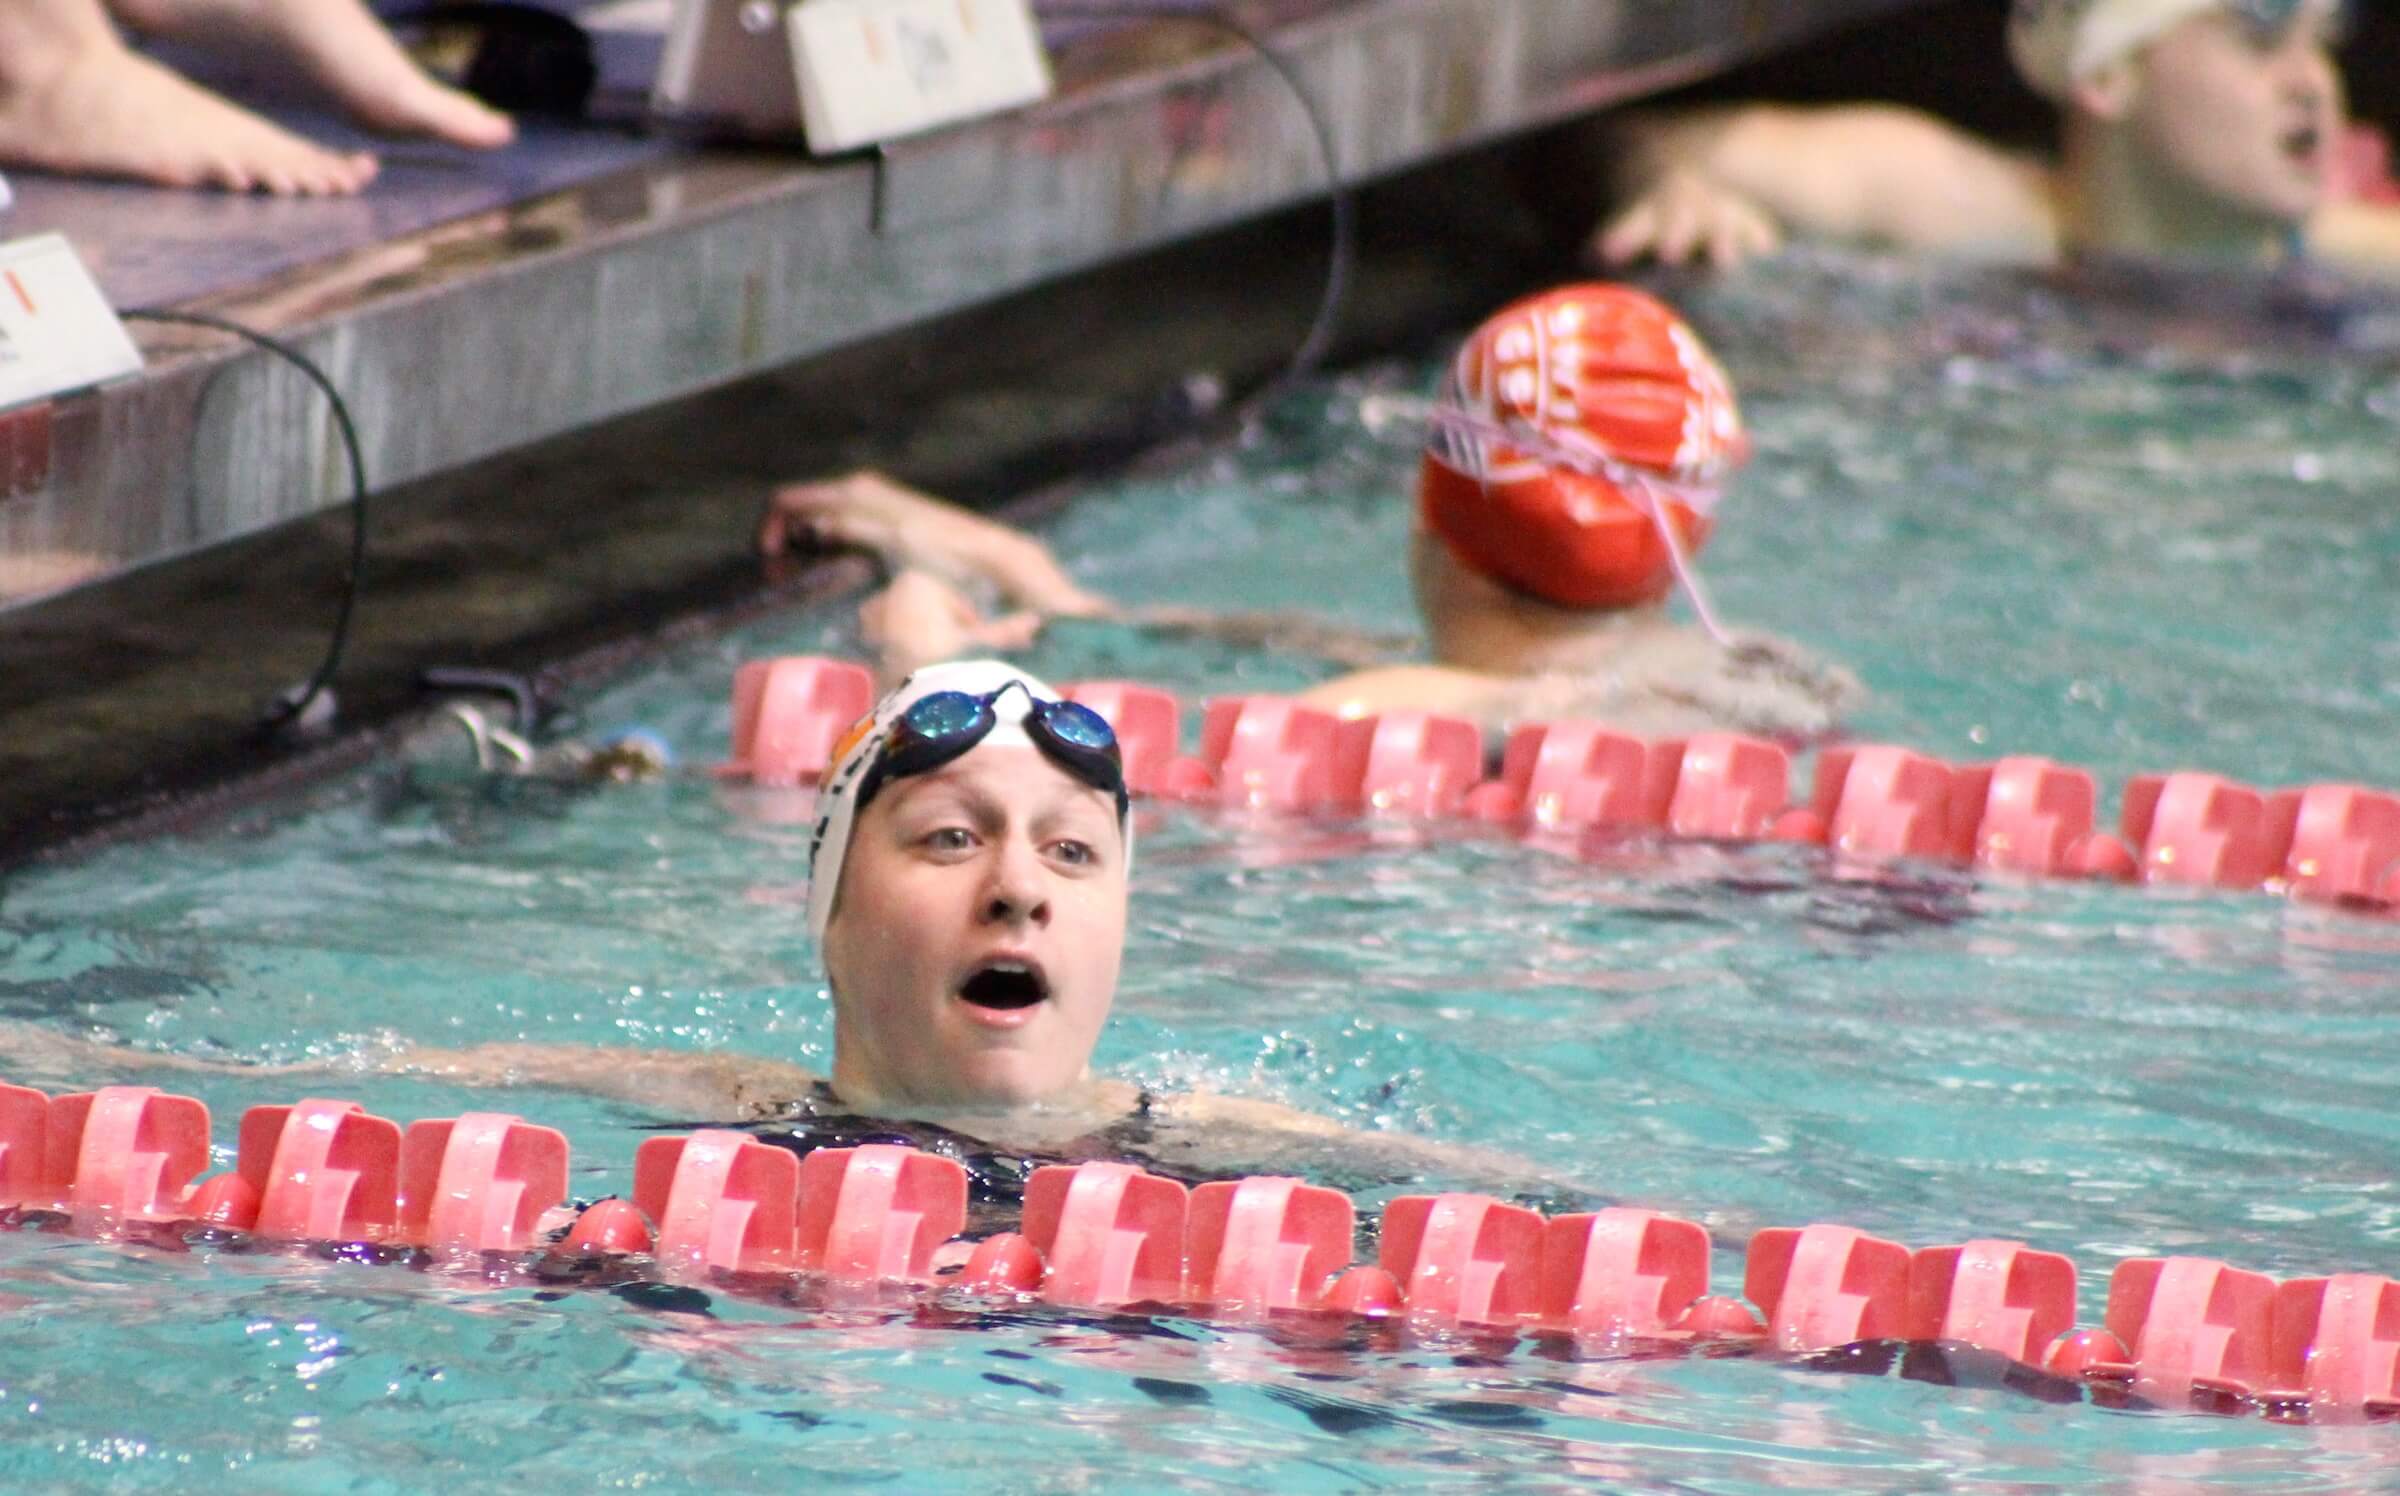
[367,79,516,150]
[320,152,376,195]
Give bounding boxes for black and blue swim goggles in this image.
[852,681,1129,821]
[2221,0,2351,47]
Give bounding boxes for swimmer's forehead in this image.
[870,744,1118,823]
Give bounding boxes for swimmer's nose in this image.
[2288,46,2340,103]
[979,841,1053,929]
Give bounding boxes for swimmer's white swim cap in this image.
[804,660,1131,943]
[2008,0,2259,101]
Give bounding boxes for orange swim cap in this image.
[1418,283,1747,610]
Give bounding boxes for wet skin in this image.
[819,744,1128,1111]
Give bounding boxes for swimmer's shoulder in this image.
[1150,1090,1348,1138]
[1299,664,1518,727]
[1613,100,2055,260]
[1763,104,2058,260]
[2312,199,2400,283]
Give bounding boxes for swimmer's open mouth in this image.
[959,958,1050,1010]
[2284,123,2324,162]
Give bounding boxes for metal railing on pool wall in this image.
[721,657,2400,915]
[3,1080,2397,1425]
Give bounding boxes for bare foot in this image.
[107,0,515,149]
[0,29,375,194]
[763,471,1113,619]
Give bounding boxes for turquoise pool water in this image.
[2,251,2399,1489]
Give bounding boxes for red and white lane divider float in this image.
[718,657,2400,914]
[2,1081,2396,1424]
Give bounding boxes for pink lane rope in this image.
[722,659,2400,918]
[3,1079,2395,1424]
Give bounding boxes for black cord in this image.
[1032,0,1356,405]
[111,10,1337,742]
[120,307,368,733]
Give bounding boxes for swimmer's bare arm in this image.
[1598,104,2057,268]
[385,1043,820,1121]
[1156,1093,1599,1203]
[1301,632,1862,741]
[760,471,1109,618]
[0,1022,813,1122]
[763,470,1409,680]
[2314,199,2400,282]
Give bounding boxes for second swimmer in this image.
[761,283,1860,744]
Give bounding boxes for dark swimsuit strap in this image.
[723,1083,1188,1233]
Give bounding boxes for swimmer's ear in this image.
[2070,56,2143,124]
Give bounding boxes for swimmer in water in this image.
[759,284,1861,744]
[1595,0,2400,278]
[0,661,1575,1208]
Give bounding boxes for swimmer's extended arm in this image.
[760,471,1109,618]
[1156,1093,1604,1206]
[763,469,1411,681]
[1111,606,1411,671]
[383,1042,819,1121]
[0,1021,813,1122]
[1598,104,2056,268]
[1300,631,1862,741]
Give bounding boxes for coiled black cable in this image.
[119,307,368,733]
[1033,0,1356,400]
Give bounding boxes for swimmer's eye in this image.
[1047,838,1099,868]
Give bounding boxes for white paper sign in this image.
[0,234,143,412]
[789,0,1051,153]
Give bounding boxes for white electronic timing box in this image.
[0,234,143,414]
[652,0,1051,151]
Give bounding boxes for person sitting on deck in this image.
[0,0,513,197]
[0,661,1576,1212]
[1593,0,2400,278]
[758,283,1860,743]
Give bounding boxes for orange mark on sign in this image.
[5,272,33,317]
[860,17,887,66]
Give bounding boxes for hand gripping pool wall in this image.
[3,1079,2398,1425]
[719,657,2400,915]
